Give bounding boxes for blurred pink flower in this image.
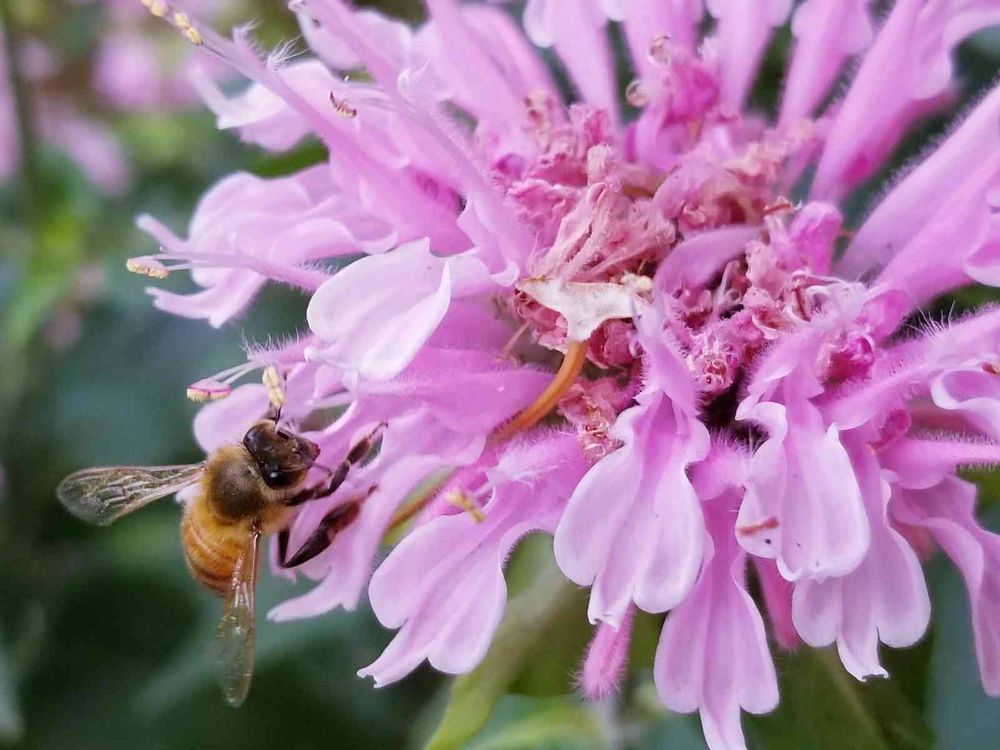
[1,2,240,192]
[0,31,127,191]
[89,0,236,111]
[136,2,1000,747]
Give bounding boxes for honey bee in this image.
[57,413,383,707]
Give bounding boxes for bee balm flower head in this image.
[136,1,1000,747]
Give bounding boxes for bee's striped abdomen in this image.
[181,493,248,596]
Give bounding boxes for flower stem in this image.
[0,1,40,230]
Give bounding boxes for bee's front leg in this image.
[280,485,376,568]
[283,422,386,508]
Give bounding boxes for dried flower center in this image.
[490,71,861,457]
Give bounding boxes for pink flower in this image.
[2,2,244,193]
[0,30,127,191]
[133,2,1000,748]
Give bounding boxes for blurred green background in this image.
[1,1,999,748]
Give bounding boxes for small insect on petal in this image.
[187,379,233,402]
[329,93,358,119]
[126,256,170,279]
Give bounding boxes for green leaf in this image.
[0,629,24,743]
[466,696,602,750]
[925,503,1000,747]
[746,648,934,750]
[423,538,586,750]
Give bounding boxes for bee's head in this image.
[243,420,321,490]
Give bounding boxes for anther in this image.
[262,366,286,409]
[187,379,233,402]
[443,488,486,523]
[140,0,168,18]
[126,256,170,279]
[621,273,653,294]
[170,11,203,45]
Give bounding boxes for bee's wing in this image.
[216,525,261,708]
[56,464,205,526]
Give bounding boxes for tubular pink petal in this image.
[881,436,1000,489]
[523,0,620,122]
[791,442,930,681]
[359,435,586,685]
[706,0,792,111]
[841,82,1000,278]
[872,154,1000,308]
[753,558,800,650]
[812,0,1000,200]
[580,606,635,701]
[893,478,1000,696]
[617,0,704,76]
[655,225,759,290]
[931,367,1000,438]
[654,497,779,750]
[779,0,874,125]
[423,0,530,126]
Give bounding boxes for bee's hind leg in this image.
[280,485,376,568]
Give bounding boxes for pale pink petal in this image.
[654,498,778,750]
[791,443,930,681]
[738,395,869,580]
[931,367,1000,438]
[421,0,537,128]
[138,168,361,327]
[555,390,706,627]
[354,347,550,434]
[306,241,464,382]
[655,225,759,290]
[893,478,1000,695]
[753,558,800,650]
[880,437,1000,490]
[553,422,643,589]
[297,7,415,73]
[358,434,586,685]
[193,384,269,451]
